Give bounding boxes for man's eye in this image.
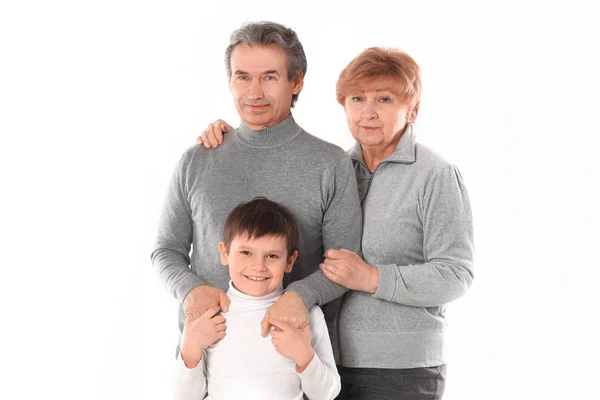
[264,75,276,81]
[237,75,249,81]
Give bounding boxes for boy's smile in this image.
[219,234,298,297]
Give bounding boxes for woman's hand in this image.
[196,119,232,148]
[320,248,379,293]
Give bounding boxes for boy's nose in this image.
[251,259,268,271]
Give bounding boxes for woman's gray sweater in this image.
[326,123,475,369]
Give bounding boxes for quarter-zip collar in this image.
[348,122,417,167]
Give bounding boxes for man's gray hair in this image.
[225,21,307,108]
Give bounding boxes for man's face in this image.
[219,234,297,297]
[229,44,303,130]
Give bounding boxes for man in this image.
[151,21,362,357]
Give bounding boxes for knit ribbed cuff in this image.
[284,281,320,309]
[174,274,207,305]
[372,264,396,302]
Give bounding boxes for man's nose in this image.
[248,80,264,99]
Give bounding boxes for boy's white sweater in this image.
[173,282,341,400]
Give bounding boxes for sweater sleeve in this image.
[297,307,341,400]
[151,150,206,304]
[173,350,207,400]
[287,156,363,307]
[373,164,475,307]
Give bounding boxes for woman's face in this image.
[344,87,410,150]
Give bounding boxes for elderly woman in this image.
[197,48,474,400]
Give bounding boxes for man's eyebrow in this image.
[233,70,249,75]
[262,70,280,76]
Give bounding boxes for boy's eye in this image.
[240,250,251,256]
[266,254,279,259]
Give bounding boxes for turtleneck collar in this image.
[235,113,303,148]
[227,280,283,303]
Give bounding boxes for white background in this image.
[1,0,599,399]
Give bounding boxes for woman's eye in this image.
[351,96,362,102]
[379,97,392,103]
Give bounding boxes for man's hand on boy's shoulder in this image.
[260,291,308,336]
[183,285,231,320]
[269,319,315,373]
[180,306,227,369]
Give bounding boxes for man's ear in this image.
[218,242,229,266]
[292,74,304,95]
[284,250,298,273]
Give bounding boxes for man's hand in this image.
[320,248,379,293]
[182,285,230,321]
[261,291,308,336]
[269,319,314,373]
[180,306,227,368]
[196,119,232,149]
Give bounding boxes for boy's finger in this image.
[219,291,230,313]
[202,306,221,319]
[215,323,227,332]
[269,319,293,331]
[260,313,272,337]
[270,330,281,339]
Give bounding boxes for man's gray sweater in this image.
[151,115,363,335]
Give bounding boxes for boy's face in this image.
[219,234,298,297]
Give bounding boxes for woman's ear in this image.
[218,242,229,266]
[284,250,299,273]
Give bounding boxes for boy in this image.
[174,197,341,400]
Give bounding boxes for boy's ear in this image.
[284,250,298,273]
[218,242,229,266]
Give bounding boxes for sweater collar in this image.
[348,122,417,165]
[235,113,302,148]
[227,280,283,303]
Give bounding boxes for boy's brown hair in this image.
[223,197,299,257]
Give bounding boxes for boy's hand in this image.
[269,319,314,373]
[180,306,227,368]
